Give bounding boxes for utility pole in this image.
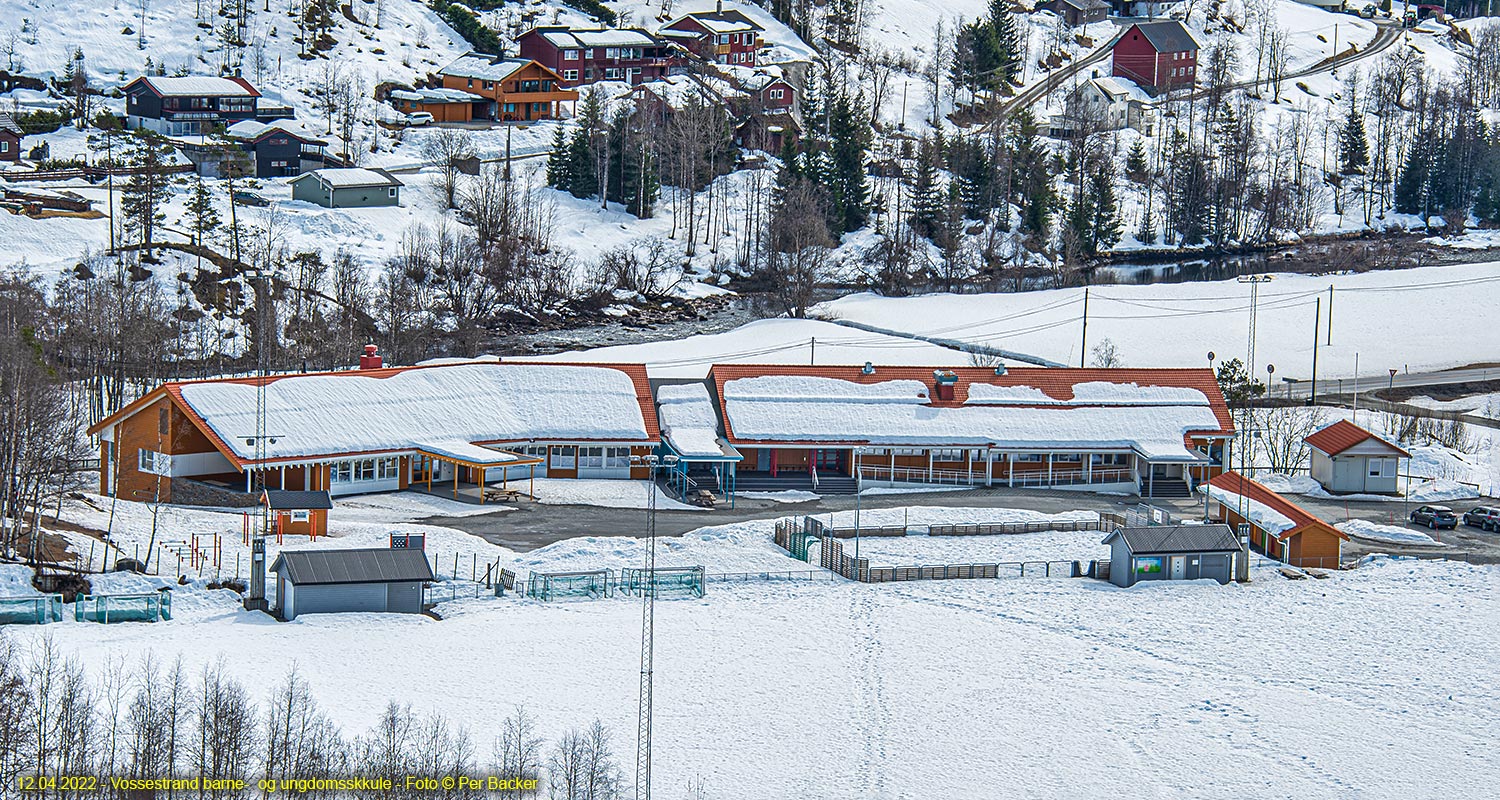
[1310,296,1320,404]
[809,337,816,365]
[1079,287,1089,368]
[635,454,677,800]
[1326,284,1334,346]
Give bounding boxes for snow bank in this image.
[528,478,704,512]
[1337,520,1444,547]
[739,490,821,503]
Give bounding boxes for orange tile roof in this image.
[1208,471,1349,541]
[1304,419,1411,458]
[706,364,1234,444]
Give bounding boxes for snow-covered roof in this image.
[709,366,1232,460]
[1088,76,1155,104]
[112,363,660,466]
[665,10,764,34]
[657,383,739,460]
[225,119,326,143]
[293,167,402,189]
[539,28,658,48]
[1204,472,1346,541]
[414,440,539,467]
[391,87,487,103]
[132,75,259,97]
[439,53,534,82]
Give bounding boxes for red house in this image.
[516,26,679,87]
[659,6,764,66]
[1111,20,1201,95]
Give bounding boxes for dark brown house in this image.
[0,111,21,161]
[123,75,262,136]
[1041,0,1111,26]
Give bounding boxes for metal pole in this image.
[1326,285,1334,346]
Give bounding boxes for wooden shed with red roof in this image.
[87,353,661,509]
[700,364,1234,498]
[1205,471,1348,569]
[1305,419,1410,495]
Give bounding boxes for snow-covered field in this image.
[6,536,1499,798]
[817,261,1500,380]
[1407,391,1500,419]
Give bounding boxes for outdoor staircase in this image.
[1141,479,1192,499]
[732,471,860,495]
[812,476,859,495]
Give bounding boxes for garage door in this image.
[293,583,388,616]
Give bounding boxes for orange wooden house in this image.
[436,53,579,121]
[1206,471,1349,568]
[87,355,661,510]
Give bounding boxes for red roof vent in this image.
[358,344,383,370]
[933,370,958,401]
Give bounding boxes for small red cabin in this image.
[1111,20,1201,95]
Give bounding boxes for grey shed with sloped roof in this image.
[1101,524,1241,587]
[270,547,433,619]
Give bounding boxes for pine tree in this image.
[1010,112,1052,237]
[118,132,175,257]
[1338,104,1369,176]
[185,176,220,248]
[1135,206,1156,245]
[1064,191,1094,260]
[1394,139,1432,217]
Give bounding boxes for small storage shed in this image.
[1304,420,1410,495]
[1102,524,1241,587]
[271,547,434,620]
[289,167,403,208]
[261,489,333,539]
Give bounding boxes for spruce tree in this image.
[546,124,573,190]
[1009,112,1052,237]
[118,132,175,257]
[827,91,872,233]
[1338,104,1369,176]
[910,137,944,239]
[987,0,1022,85]
[1394,139,1432,217]
[1088,163,1121,253]
[1124,139,1148,184]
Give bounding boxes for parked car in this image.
[404,111,434,127]
[1358,3,1378,17]
[1462,506,1500,531]
[1410,505,1458,530]
[232,190,270,207]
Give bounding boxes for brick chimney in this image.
[933,370,958,401]
[358,344,383,370]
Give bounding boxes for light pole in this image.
[853,447,864,562]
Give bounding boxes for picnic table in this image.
[483,488,530,503]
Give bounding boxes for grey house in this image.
[289,167,402,208]
[271,547,433,620]
[1102,524,1241,587]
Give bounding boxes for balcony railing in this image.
[856,464,1135,488]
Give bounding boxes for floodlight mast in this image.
[633,453,677,800]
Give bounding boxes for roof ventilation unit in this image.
[861,362,875,375]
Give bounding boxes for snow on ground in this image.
[529,478,705,512]
[1407,391,1500,419]
[1337,519,1444,547]
[522,317,971,378]
[862,484,975,496]
[5,541,1499,798]
[739,490,821,503]
[837,528,1108,566]
[0,563,42,597]
[816,261,1500,380]
[809,504,1097,531]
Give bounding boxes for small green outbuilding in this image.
[289,167,403,208]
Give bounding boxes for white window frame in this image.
[387,187,397,198]
[604,67,622,79]
[563,69,579,81]
[769,88,784,100]
[563,49,580,60]
[290,510,310,523]
[549,446,577,469]
[718,34,730,44]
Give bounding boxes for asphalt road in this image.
[425,484,1500,561]
[1280,366,1500,399]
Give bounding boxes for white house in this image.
[1304,420,1409,495]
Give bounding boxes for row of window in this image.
[332,457,401,483]
[857,449,1131,464]
[563,47,650,61]
[1169,65,1195,79]
[715,33,756,46]
[565,67,645,81]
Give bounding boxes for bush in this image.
[13,108,68,135]
[429,0,503,54]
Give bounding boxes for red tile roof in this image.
[706,364,1234,444]
[1304,419,1410,458]
[1208,471,1348,541]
